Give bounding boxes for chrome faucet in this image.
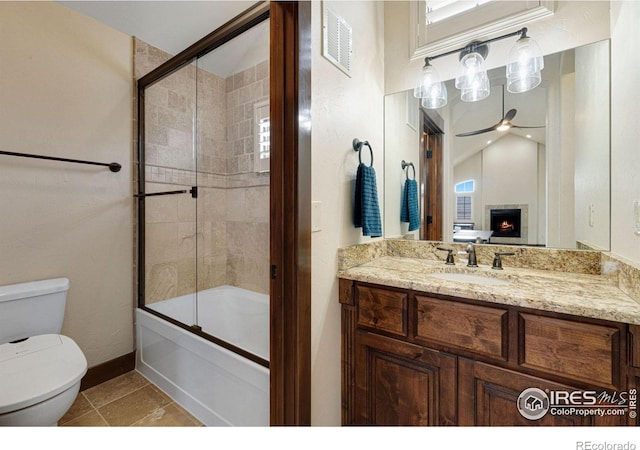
[465,243,478,267]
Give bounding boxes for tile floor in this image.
[59,370,202,426]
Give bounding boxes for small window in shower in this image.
[254,100,270,173]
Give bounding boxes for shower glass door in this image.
[142,59,199,328]
[139,15,270,366]
[192,19,271,363]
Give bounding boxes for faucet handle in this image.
[436,247,455,265]
[492,252,515,270]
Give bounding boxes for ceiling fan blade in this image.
[456,126,498,137]
[503,108,517,122]
[455,107,521,138]
[511,125,545,129]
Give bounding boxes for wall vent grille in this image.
[322,5,352,77]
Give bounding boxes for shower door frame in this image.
[135,1,311,426]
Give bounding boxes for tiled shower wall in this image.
[134,39,269,305]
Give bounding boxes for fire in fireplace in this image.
[490,209,521,238]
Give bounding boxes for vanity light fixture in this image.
[414,27,543,109]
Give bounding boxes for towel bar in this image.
[0,149,121,172]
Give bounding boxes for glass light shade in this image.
[455,52,487,90]
[460,80,490,102]
[421,81,448,109]
[414,63,441,99]
[506,36,544,93]
[456,51,490,102]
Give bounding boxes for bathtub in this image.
[135,285,269,426]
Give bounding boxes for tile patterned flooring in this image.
[59,371,202,426]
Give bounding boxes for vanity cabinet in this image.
[339,279,633,426]
[354,331,457,425]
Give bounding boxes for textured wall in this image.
[310,0,385,425]
[0,2,134,367]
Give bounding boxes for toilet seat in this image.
[0,334,87,414]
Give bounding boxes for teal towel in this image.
[401,179,420,232]
[354,163,382,237]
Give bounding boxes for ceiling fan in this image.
[455,86,545,137]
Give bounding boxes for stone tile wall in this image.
[225,61,269,174]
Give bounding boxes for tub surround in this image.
[338,239,640,325]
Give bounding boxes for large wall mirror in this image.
[384,39,610,251]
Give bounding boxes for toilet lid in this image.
[0,334,87,414]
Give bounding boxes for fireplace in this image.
[490,209,521,238]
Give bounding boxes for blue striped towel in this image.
[354,163,382,237]
[401,178,420,232]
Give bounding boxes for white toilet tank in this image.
[0,278,69,345]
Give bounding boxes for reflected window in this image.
[456,196,472,220]
[454,180,475,193]
[455,180,474,220]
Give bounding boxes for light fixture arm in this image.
[422,27,529,68]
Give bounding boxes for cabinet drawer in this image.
[519,313,621,389]
[415,295,508,360]
[356,285,407,336]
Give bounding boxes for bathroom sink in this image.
[428,272,512,286]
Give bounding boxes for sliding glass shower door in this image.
[142,59,199,328]
[138,15,270,366]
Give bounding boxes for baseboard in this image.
[80,351,136,391]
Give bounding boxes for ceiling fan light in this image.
[421,81,448,109]
[414,61,442,99]
[506,36,544,93]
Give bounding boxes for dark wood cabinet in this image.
[518,313,622,389]
[340,279,634,426]
[457,359,626,426]
[355,331,456,425]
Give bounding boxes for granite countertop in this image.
[338,256,640,325]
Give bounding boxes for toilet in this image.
[0,278,87,426]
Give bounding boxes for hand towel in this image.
[401,178,420,232]
[354,163,382,237]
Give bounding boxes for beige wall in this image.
[0,2,134,367]
[574,41,610,251]
[311,0,385,425]
[610,1,640,264]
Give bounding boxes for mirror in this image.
[384,39,610,250]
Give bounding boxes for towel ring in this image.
[402,160,415,180]
[353,138,373,167]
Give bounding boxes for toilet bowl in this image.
[0,334,87,426]
[0,279,88,426]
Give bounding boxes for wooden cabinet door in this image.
[355,331,457,425]
[458,359,628,426]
